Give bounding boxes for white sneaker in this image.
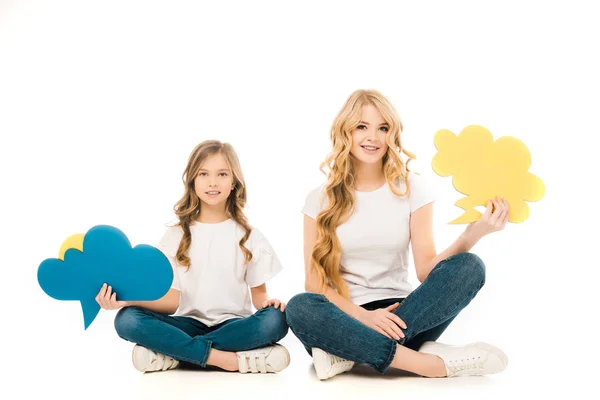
[132,345,179,372]
[236,344,290,373]
[312,347,356,380]
[419,341,508,378]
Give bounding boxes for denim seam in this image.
[396,256,483,341]
[404,282,483,339]
[200,339,212,367]
[290,325,394,373]
[378,340,398,374]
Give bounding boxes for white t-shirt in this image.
[156,219,283,326]
[302,172,436,305]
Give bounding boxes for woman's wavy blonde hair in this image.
[312,89,416,298]
[172,140,252,269]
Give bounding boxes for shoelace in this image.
[446,356,484,377]
[329,354,354,375]
[239,352,268,373]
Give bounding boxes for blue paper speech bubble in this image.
[38,225,174,329]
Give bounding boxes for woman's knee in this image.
[450,252,486,289]
[285,292,326,327]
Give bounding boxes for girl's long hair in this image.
[173,140,252,269]
[312,89,416,298]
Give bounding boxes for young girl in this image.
[95,140,290,374]
[285,89,510,380]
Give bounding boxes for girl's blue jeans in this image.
[114,305,289,367]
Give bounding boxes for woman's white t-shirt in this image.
[302,172,436,305]
[156,219,283,326]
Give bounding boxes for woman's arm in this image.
[303,215,406,339]
[410,197,510,282]
[303,215,365,320]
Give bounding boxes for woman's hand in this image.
[95,283,128,310]
[465,196,510,241]
[358,303,407,340]
[262,298,286,312]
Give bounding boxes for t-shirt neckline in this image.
[193,218,234,227]
[355,182,387,194]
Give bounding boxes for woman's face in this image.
[349,104,389,165]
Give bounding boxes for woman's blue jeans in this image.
[285,252,486,373]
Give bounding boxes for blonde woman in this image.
[286,89,509,380]
[96,140,290,374]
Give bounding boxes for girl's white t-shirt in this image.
[156,219,283,326]
[302,172,437,305]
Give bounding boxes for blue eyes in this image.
[357,125,388,132]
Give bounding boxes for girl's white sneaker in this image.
[236,344,291,373]
[132,345,179,372]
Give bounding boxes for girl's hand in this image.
[465,196,510,241]
[262,298,286,312]
[358,302,407,340]
[95,283,128,310]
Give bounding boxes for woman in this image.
[285,89,509,380]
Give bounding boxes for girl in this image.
[95,140,290,374]
[285,89,510,380]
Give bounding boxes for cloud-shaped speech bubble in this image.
[38,225,173,329]
[432,125,545,224]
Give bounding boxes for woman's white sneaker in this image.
[236,344,290,373]
[132,345,179,372]
[312,347,356,380]
[419,341,508,377]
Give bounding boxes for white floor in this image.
[10,309,587,400]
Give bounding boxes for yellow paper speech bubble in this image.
[432,125,545,224]
[58,233,85,261]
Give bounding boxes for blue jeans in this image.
[285,252,486,374]
[114,305,289,368]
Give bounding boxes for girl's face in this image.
[349,104,389,165]
[194,152,235,207]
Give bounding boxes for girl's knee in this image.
[114,306,144,338]
[258,306,288,342]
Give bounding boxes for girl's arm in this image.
[250,284,285,311]
[410,197,510,282]
[250,284,270,309]
[96,284,180,315]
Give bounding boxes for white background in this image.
[1,1,597,399]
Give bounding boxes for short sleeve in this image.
[245,229,283,288]
[302,184,326,219]
[155,226,183,291]
[408,172,437,213]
